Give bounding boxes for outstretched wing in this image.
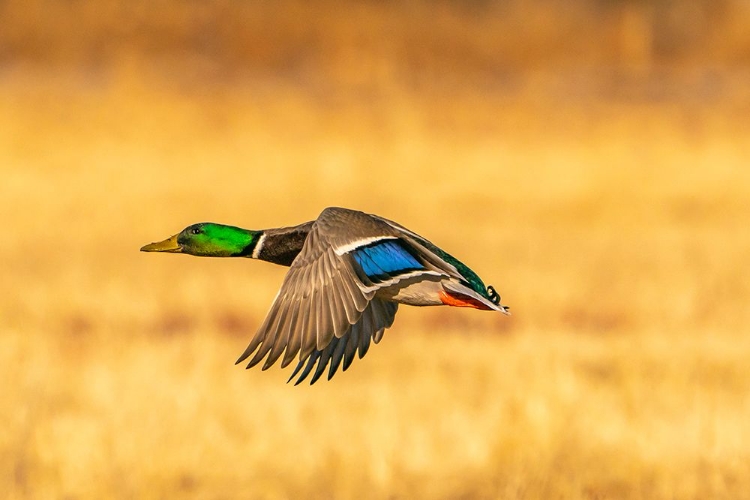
[236,207,451,379]
[235,223,374,370]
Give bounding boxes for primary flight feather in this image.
[141,207,509,384]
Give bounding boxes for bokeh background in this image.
[2,1,750,498]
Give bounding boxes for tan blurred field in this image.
[2,1,750,499]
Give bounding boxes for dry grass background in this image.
[2,1,750,498]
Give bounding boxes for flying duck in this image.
[141,207,509,384]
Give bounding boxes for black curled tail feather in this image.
[487,285,510,314]
[486,285,501,305]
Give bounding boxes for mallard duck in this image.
[141,207,509,384]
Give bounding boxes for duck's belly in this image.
[376,279,444,306]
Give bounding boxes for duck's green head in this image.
[140,223,259,257]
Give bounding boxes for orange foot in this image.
[439,290,493,310]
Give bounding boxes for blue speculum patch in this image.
[351,239,424,283]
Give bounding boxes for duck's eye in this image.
[191,227,201,235]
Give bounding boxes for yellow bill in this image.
[140,234,182,253]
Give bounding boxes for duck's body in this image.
[141,207,509,384]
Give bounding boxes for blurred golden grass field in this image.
[2,1,750,498]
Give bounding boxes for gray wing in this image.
[235,222,374,370]
[236,208,405,373]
